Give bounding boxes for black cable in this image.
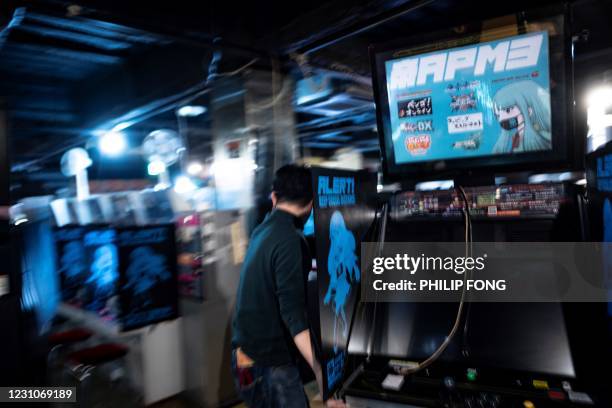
[458,187,474,358]
[397,185,472,375]
[366,202,388,362]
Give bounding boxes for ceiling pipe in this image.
[0,7,26,51]
[286,0,436,55]
[43,3,270,59]
[95,58,258,134]
[95,82,212,134]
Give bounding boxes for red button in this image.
[548,390,566,400]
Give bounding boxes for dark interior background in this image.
[1,0,611,200]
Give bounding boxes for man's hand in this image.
[326,398,348,407]
[293,330,349,408]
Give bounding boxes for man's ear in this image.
[271,191,278,207]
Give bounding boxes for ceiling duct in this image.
[295,73,373,117]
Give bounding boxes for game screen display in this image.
[377,29,555,170]
[82,227,120,322]
[56,226,120,322]
[117,225,179,331]
[56,226,88,305]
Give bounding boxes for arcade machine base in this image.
[341,184,604,407]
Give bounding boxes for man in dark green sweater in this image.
[231,165,344,408]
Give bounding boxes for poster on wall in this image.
[55,226,88,305]
[82,226,120,323]
[117,224,179,331]
[310,167,376,399]
[384,30,552,164]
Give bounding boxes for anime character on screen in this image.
[125,246,170,308]
[86,244,119,311]
[324,210,360,352]
[492,80,552,154]
[61,241,86,280]
[59,241,87,305]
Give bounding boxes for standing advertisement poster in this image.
[117,224,179,331]
[384,30,552,164]
[310,167,376,399]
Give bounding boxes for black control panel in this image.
[343,360,597,407]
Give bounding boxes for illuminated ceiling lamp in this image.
[187,161,203,176]
[586,70,612,152]
[177,105,207,117]
[99,130,127,156]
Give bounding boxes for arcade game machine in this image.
[8,200,60,385]
[53,194,180,332]
[585,137,612,385]
[307,167,379,400]
[50,192,183,405]
[325,4,609,407]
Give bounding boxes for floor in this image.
[150,382,325,408]
[48,340,324,408]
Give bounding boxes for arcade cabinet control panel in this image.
[392,184,569,219]
[343,360,595,408]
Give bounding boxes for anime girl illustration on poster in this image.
[492,80,552,154]
[324,210,361,352]
[86,243,119,320]
[117,225,179,330]
[124,245,171,309]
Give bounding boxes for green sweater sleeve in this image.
[272,236,308,337]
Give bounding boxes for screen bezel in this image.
[370,5,576,182]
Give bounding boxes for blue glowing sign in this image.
[317,176,356,208]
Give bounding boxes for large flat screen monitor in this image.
[371,8,575,180]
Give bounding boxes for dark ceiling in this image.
[1,0,612,196]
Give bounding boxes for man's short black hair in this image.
[272,164,313,207]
